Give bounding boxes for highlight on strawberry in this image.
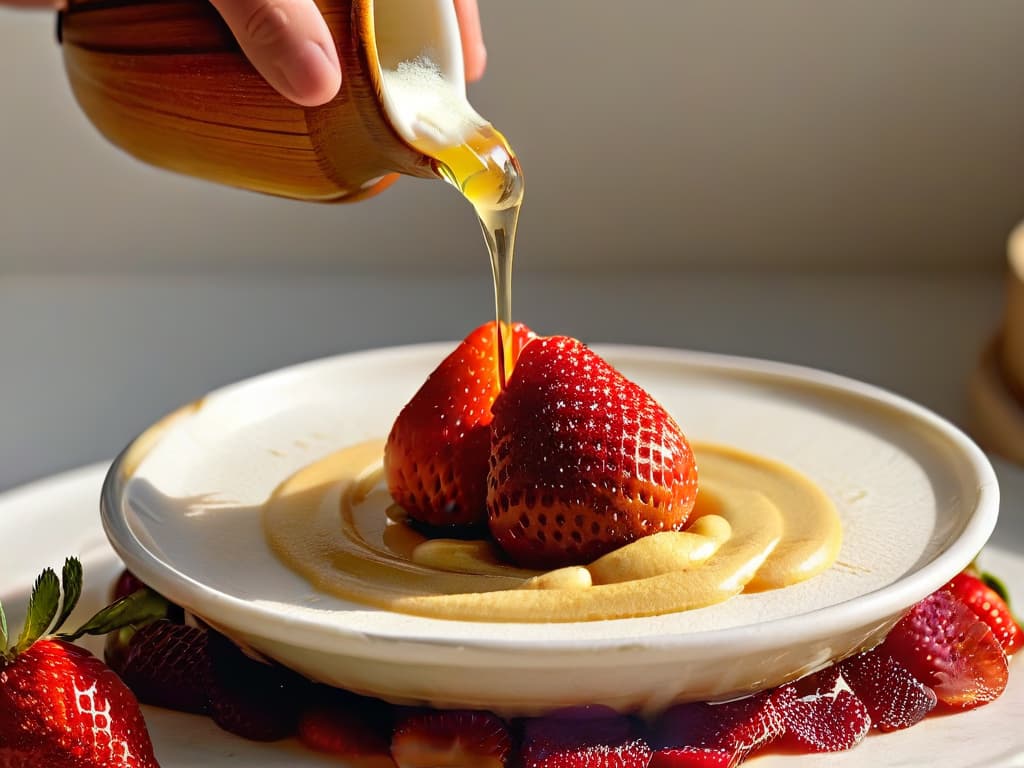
[0,558,167,768]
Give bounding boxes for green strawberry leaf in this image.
[0,598,8,653]
[981,571,1011,605]
[58,587,169,642]
[52,557,83,634]
[981,570,1023,626]
[16,569,61,653]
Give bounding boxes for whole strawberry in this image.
[0,558,168,767]
[385,320,536,531]
[488,336,698,569]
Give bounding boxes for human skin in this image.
[6,0,486,105]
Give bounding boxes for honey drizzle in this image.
[427,125,523,387]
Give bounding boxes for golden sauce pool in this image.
[262,441,841,623]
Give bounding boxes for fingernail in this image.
[277,39,341,106]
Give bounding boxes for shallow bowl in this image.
[101,344,998,715]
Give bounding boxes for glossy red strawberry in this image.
[945,571,1021,655]
[0,558,167,768]
[385,321,536,530]
[839,648,936,731]
[391,709,512,768]
[881,588,1008,709]
[488,336,698,568]
[773,666,870,752]
[0,639,159,768]
[651,691,783,764]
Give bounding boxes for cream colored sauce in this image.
[263,440,841,622]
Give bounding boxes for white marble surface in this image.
[0,268,1005,492]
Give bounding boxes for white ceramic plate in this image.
[96,345,998,714]
[2,461,1021,766]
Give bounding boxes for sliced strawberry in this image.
[945,571,1021,656]
[488,336,698,569]
[0,558,166,767]
[115,618,213,715]
[529,739,652,768]
[385,320,536,531]
[651,691,783,763]
[297,685,394,759]
[519,706,642,767]
[773,666,870,752]
[207,631,310,741]
[391,709,512,768]
[839,648,936,731]
[880,588,1008,709]
[649,747,738,768]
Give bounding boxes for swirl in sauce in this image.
[263,440,841,622]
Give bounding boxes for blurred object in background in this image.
[971,222,1024,464]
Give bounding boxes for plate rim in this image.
[100,342,999,660]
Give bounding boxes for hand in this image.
[12,0,486,106]
[209,0,487,106]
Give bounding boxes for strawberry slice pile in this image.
[385,323,699,569]
[646,569,1020,766]
[9,561,1014,767]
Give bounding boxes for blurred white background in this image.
[0,1,1020,489]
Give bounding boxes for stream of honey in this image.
[414,126,524,384]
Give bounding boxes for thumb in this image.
[210,0,341,107]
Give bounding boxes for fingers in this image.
[453,0,486,82]
[209,0,341,106]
